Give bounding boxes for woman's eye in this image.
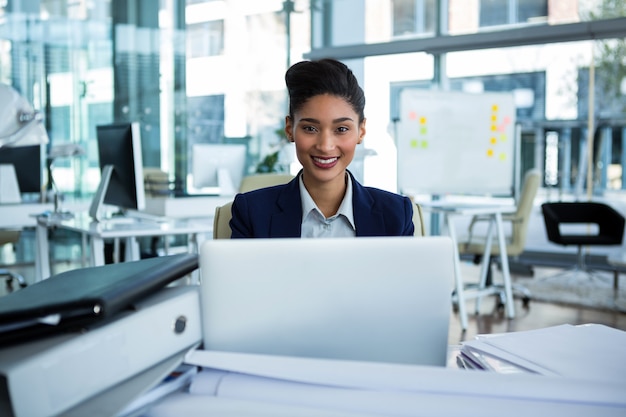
[302,125,317,133]
[337,126,349,133]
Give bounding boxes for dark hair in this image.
[285,58,366,122]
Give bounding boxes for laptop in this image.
[198,236,455,366]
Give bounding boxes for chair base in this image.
[452,260,532,315]
[538,266,616,288]
[1,269,27,292]
[454,282,531,313]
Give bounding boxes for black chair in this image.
[541,202,625,282]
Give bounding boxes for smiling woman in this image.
[228,58,416,239]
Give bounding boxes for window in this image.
[480,0,547,27]
[392,0,436,37]
[187,20,224,58]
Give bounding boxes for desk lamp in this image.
[0,84,49,203]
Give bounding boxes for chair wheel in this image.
[522,296,531,307]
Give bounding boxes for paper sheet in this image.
[184,349,626,407]
[472,324,626,383]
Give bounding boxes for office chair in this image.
[541,201,625,284]
[239,173,295,193]
[143,167,174,197]
[214,200,426,239]
[0,230,27,291]
[213,173,295,239]
[458,169,542,308]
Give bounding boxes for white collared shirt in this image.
[299,174,356,238]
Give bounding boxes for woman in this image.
[230,58,414,238]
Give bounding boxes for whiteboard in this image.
[397,90,517,196]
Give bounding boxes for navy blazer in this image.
[230,171,414,238]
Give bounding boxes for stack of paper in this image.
[459,323,626,382]
[145,346,626,417]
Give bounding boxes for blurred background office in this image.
[1,0,624,199]
[1,0,625,339]
[0,0,625,258]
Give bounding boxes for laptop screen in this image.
[199,236,454,366]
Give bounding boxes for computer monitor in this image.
[187,143,247,196]
[0,144,42,195]
[89,123,145,221]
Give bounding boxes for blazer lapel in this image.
[270,177,302,237]
[350,173,386,236]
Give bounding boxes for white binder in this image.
[0,285,202,417]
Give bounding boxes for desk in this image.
[420,202,517,331]
[35,212,213,281]
[0,202,53,229]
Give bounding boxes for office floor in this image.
[448,262,626,344]
[1,230,625,347]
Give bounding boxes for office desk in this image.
[0,202,53,229]
[421,202,516,331]
[35,212,213,281]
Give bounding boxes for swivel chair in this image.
[458,169,542,308]
[541,201,625,284]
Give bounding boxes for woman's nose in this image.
[316,130,335,151]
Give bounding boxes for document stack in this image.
[144,341,626,417]
[458,323,626,383]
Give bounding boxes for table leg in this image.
[446,214,468,331]
[475,218,495,314]
[91,237,105,266]
[81,233,88,267]
[113,238,120,264]
[35,220,51,281]
[126,237,140,261]
[495,212,515,319]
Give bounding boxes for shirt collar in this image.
[299,173,355,229]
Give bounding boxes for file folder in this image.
[0,253,198,346]
[0,285,202,417]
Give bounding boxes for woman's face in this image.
[285,94,366,187]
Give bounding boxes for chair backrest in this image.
[213,173,295,239]
[213,200,234,239]
[508,169,542,254]
[461,169,541,257]
[0,230,20,247]
[238,173,295,193]
[143,167,172,197]
[541,201,626,246]
[214,201,426,239]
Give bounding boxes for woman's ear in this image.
[357,118,367,144]
[285,116,294,142]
